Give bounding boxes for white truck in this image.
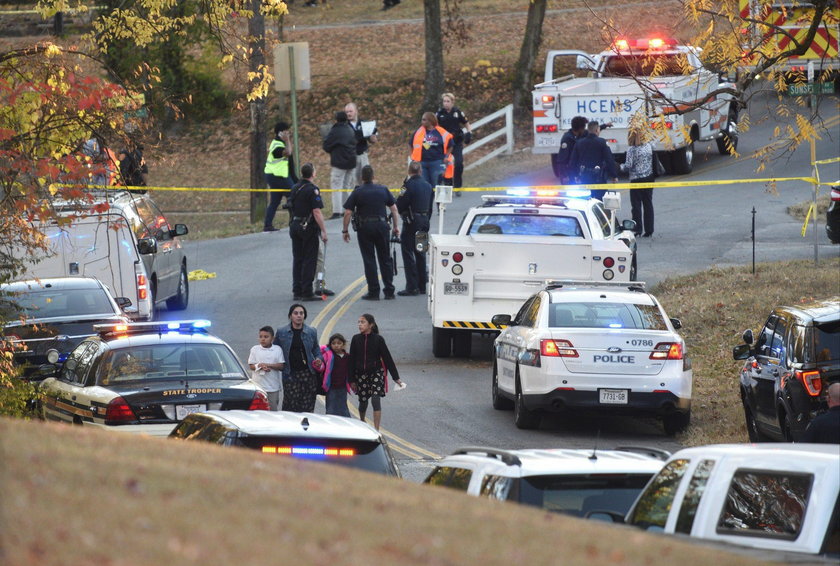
[533,37,739,175]
[427,192,637,358]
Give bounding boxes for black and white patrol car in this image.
[491,281,692,434]
[37,321,268,436]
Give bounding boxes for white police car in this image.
[38,321,269,436]
[491,281,692,434]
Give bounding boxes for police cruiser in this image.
[491,281,692,435]
[38,320,269,436]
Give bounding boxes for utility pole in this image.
[248,0,267,224]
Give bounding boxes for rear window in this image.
[514,473,653,517]
[627,459,690,530]
[717,470,812,540]
[809,319,840,362]
[467,214,583,237]
[2,287,115,319]
[424,466,473,491]
[604,53,691,77]
[97,343,247,385]
[549,301,667,330]
[238,436,398,476]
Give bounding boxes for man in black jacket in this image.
[395,161,433,296]
[801,382,840,444]
[322,111,357,219]
[552,115,587,184]
[570,121,618,201]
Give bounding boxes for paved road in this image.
[160,94,839,481]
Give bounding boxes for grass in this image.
[652,257,840,445]
[0,417,772,566]
[788,194,830,221]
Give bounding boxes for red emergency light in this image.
[613,37,678,51]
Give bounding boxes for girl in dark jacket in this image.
[348,313,403,430]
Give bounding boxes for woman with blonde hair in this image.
[623,127,657,237]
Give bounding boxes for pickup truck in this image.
[427,191,636,358]
[533,37,738,175]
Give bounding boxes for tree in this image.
[422,0,445,114]
[512,0,547,119]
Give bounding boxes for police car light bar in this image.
[93,320,212,336]
[261,446,356,457]
[613,37,678,51]
[544,280,647,291]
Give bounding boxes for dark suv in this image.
[734,298,840,442]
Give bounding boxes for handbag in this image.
[653,154,666,178]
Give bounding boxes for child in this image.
[248,325,285,411]
[319,333,352,417]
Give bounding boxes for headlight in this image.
[46,349,60,364]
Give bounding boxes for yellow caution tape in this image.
[813,157,840,165]
[801,203,815,237]
[188,269,217,281]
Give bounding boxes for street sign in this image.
[787,82,835,96]
[273,42,311,92]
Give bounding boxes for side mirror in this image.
[742,329,754,345]
[171,224,189,238]
[622,219,637,232]
[137,238,157,255]
[491,314,512,327]
[669,317,682,330]
[115,297,132,309]
[733,343,751,360]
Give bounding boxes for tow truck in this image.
[427,190,637,358]
[533,37,739,175]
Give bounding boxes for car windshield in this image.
[549,302,667,330]
[238,437,398,476]
[604,53,690,77]
[1,287,114,319]
[97,343,246,385]
[519,474,653,516]
[467,214,583,237]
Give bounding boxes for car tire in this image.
[514,372,540,430]
[492,360,514,410]
[166,265,189,310]
[663,410,690,436]
[781,411,795,442]
[452,331,472,358]
[671,142,694,175]
[432,327,452,358]
[716,110,738,155]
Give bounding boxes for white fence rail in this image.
[463,104,514,171]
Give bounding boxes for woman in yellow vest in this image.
[410,112,453,188]
[263,121,296,232]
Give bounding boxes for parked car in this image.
[0,277,130,379]
[423,446,667,517]
[37,320,268,436]
[170,410,401,477]
[613,444,839,558]
[491,281,692,434]
[827,182,840,244]
[734,297,840,441]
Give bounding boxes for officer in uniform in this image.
[289,163,328,301]
[263,121,297,232]
[395,161,433,296]
[435,92,472,196]
[551,115,587,184]
[569,120,618,201]
[342,165,400,300]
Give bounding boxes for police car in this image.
[38,321,269,436]
[423,446,667,517]
[491,281,692,434]
[170,410,401,477]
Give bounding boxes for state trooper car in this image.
[491,281,692,434]
[37,321,269,436]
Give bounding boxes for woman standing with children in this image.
[348,313,403,430]
[273,303,324,412]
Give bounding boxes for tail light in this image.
[830,187,840,201]
[603,257,615,268]
[452,252,464,263]
[105,397,136,422]
[248,390,270,411]
[650,342,683,360]
[541,339,578,358]
[536,125,558,133]
[137,273,148,300]
[795,370,822,396]
[541,95,555,105]
[650,121,674,130]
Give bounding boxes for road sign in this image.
[788,82,835,96]
[273,42,311,92]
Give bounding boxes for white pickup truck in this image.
[533,37,739,175]
[427,192,637,358]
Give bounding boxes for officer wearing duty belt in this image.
[569,120,618,201]
[552,115,587,184]
[289,163,328,301]
[396,161,433,296]
[342,165,400,300]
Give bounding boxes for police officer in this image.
[801,382,840,443]
[263,121,296,232]
[436,92,472,196]
[569,120,618,201]
[342,165,400,300]
[289,163,328,301]
[551,115,587,184]
[395,161,433,296]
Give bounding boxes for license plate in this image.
[176,404,205,420]
[536,137,557,146]
[444,282,469,295]
[599,389,628,404]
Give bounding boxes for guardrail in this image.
[463,104,514,171]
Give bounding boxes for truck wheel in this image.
[492,360,514,410]
[432,327,452,358]
[166,265,189,310]
[514,372,540,429]
[663,410,690,436]
[743,403,769,442]
[716,110,738,155]
[671,142,694,174]
[452,331,472,358]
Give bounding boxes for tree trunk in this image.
[512,0,547,120]
[248,0,267,223]
[422,0,445,115]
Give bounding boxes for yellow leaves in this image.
[261,0,289,18]
[219,54,234,68]
[44,44,63,58]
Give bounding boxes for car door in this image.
[752,315,785,432]
[42,341,98,424]
[496,296,537,394]
[133,198,175,300]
